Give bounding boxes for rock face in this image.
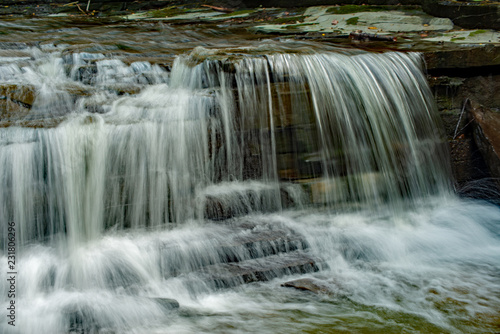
[425,48,500,190]
[471,105,500,183]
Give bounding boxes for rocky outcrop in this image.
[425,48,500,189]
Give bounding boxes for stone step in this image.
[219,228,309,261]
[201,183,304,220]
[158,219,311,278]
[196,250,323,289]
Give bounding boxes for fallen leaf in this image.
[423,24,429,27]
[368,26,377,30]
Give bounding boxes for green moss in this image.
[469,30,487,37]
[148,6,197,18]
[450,37,466,41]
[346,17,359,25]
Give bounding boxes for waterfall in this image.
[1,43,498,334]
[0,48,451,246]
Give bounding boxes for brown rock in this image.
[471,105,500,184]
[281,277,332,294]
[0,84,36,120]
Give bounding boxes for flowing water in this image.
[0,20,499,333]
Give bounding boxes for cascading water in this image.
[0,36,499,334]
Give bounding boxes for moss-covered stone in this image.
[346,16,359,25]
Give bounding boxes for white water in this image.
[0,44,499,333]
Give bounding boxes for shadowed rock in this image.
[471,104,500,186]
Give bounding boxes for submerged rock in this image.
[65,305,101,334]
[154,298,180,309]
[281,277,332,294]
[199,251,322,289]
[471,105,500,185]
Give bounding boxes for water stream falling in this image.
[0,30,499,333]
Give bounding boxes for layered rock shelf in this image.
[1,1,499,194]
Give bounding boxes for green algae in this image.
[148,6,201,19]
[469,30,487,37]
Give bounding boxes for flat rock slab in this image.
[252,7,453,34]
[198,251,322,288]
[424,30,500,45]
[282,277,332,294]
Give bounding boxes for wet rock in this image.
[422,0,500,30]
[65,304,101,334]
[75,65,98,85]
[158,218,311,278]
[281,277,331,294]
[471,105,500,185]
[220,227,309,259]
[154,298,180,309]
[0,84,36,120]
[200,251,322,289]
[424,45,500,71]
[203,184,302,220]
[0,42,39,50]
